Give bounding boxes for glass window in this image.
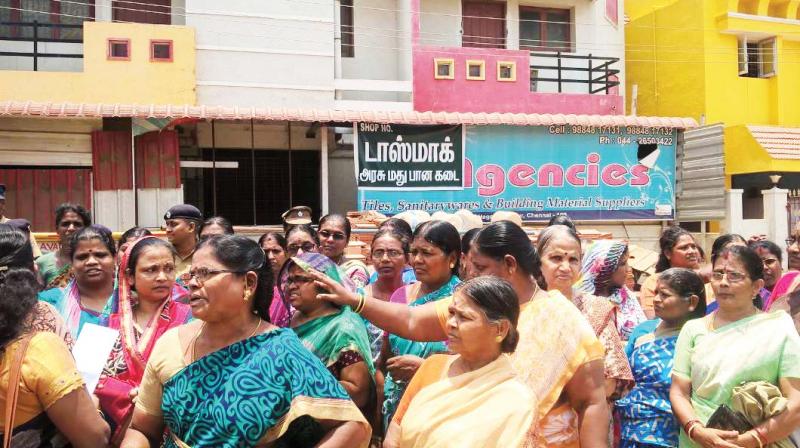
[519,7,571,52]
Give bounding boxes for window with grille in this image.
[738,37,776,78]
[340,0,354,57]
[519,7,572,52]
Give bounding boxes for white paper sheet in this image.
[72,323,119,393]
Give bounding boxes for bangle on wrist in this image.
[353,294,366,314]
[683,418,701,433]
[686,422,702,441]
[748,431,763,448]
[754,427,768,446]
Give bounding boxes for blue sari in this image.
[38,280,118,338]
[615,319,679,448]
[161,328,369,448]
[382,275,460,430]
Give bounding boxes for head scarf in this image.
[281,252,356,294]
[576,240,646,340]
[278,252,356,316]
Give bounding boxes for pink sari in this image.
[766,271,800,311]
[95,237,191,439]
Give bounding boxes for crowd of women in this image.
[1,202,800,448]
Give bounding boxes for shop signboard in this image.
[356,124,676,221]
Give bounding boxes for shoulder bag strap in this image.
[4,335,33,448]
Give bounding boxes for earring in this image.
[243,291,251,302]
[495,335,503,343]
[450,263,455,269]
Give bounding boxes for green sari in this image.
[286,252,375,379]
[293,308,376,378]
[673,311,800,447]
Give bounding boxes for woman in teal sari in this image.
[381,220,461,430]
[671,245,800,448]
[284,253,375,417]
[39,226,118,338]
[121,235,370,448]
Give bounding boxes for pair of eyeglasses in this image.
[179,268,243,286]
[372,249,405,259]
[287,243,317,255]
[286,275,314,285]
[319,230,346,241]
[786,238,799,248]
[711,270,748,283]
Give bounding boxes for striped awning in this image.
[0,101,699,128]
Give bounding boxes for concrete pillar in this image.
[762,187,789,256]
[724,189,744,235]
[397,0,412,82]
[96,0,112,22]
[506,0,519,50]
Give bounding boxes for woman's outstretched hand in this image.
[309,270,360,308]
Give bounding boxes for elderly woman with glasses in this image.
[670,245,800,448]
[283,253,375,425]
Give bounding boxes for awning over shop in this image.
[726,125,800,175]
[0,101,698,128]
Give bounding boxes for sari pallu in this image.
[572,293,635,399]
[38,279,118,338]
[673,311,800,448]
[293,307,376,378]
[615,322,680,448]
[161,328,370,448]
[511,290,605,448]
[96,236,191,438]
[382,276,460,430]
[399,355,536,448]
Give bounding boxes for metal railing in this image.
[0,21,83,71]
[529,52,620,94]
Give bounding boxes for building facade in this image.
[0,0,689,251]
[626,0,800,246]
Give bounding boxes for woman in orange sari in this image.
[95,237,192,441]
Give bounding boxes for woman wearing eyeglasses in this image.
[95,237,191,443]
[284,252,375,420]
[121,235,370,448]
[286,224,319,257]
[319,214,369,289]
[670,245,800,448]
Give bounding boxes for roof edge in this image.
[0,101,699,129]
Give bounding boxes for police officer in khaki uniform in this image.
[164,204,203,280]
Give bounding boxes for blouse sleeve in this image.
[26,332,85,410]
[135,358,164,417]
[672,320,699,380]
[434,297,453,333]
[135,329,183,417]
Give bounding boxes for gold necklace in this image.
[191,319,262,362]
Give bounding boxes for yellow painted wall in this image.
[0,22,195,104]
[627,0,800,128]
[625,0,707,122]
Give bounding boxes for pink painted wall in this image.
[412,46,623,115]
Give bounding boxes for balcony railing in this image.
[0,21,83,71]
[529,52,620,95]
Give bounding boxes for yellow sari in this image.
[513,290,605,447]
[399,354,535,448]
[435,290,604,447]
